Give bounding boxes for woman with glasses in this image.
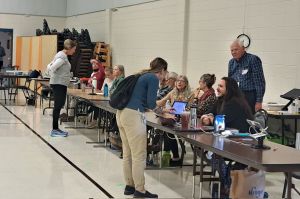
[157,75,193,109]
[156,75,194,166]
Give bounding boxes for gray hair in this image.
[167,72,178,80]
[232,39,245,48]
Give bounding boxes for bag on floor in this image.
[109,74,141,110]
[26,95,36,106]
[230,169,265,199]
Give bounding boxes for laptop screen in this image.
[172,101,188,115]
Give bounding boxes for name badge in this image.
[242,69,248,75]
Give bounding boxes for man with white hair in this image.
[228,39,265,113]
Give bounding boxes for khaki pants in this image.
[116,108,147,193]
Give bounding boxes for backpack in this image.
[254,109,268,129]
[109,74,141,110]
[29,70,41,78]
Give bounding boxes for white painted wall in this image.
[65,11,106,42]
[187,0,300,103]
[0,14,65,64]
[111,0,185,75]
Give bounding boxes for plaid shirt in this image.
[157,86,173,100]
[228,52,265,103]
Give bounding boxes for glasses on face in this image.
[166,77,175,81]
[176,79,186,83]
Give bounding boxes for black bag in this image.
[29,70,41,78]
[26,95,36,106]
[109,74,141,110]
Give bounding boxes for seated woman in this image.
[156,75,194,165]
[87,66,114,128]
[109,65,125,95]
[201,77,253,132]
[157,75,194,111]
[101,66,114,91]
[200,77,253,197]
[157,72,178,100]
[193,74,217,117]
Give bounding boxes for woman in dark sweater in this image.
[201,77,253,132]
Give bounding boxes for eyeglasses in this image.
[176,79,186,83]
[166,78,176,81]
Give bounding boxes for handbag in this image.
[230,169,265,199]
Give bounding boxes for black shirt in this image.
[211,98,251,133]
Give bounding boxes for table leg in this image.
[287,172,292,199]
[199,148,204,199]
[192,147,197,198]
[282,118,285,145]
[34,80,37,108]
[295,118,297,145]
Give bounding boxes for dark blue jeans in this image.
[242,90,256,114]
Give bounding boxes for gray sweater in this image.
[48,51,71,86]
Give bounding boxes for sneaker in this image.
[50,129,68,137]
[124,185,135,195]
[133,190,158,198]
[58,129,69,135]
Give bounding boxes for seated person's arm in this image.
[200,113,214,125]
[156,91,172,107]
[197,95,217,116]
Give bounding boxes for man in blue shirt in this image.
[228,40,265,113]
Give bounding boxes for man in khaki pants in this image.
[116,57,168,198]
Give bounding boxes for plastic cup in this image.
[181,111,190,129]
[81,83,86,92]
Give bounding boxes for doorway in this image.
[0,28,13,71]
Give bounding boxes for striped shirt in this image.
[228,52,265,103]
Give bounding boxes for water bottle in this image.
[190,101,197,129]
[165,100,171,109]
[92,77,97,90]
[161,151,171,167]
[104,83,109,97]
